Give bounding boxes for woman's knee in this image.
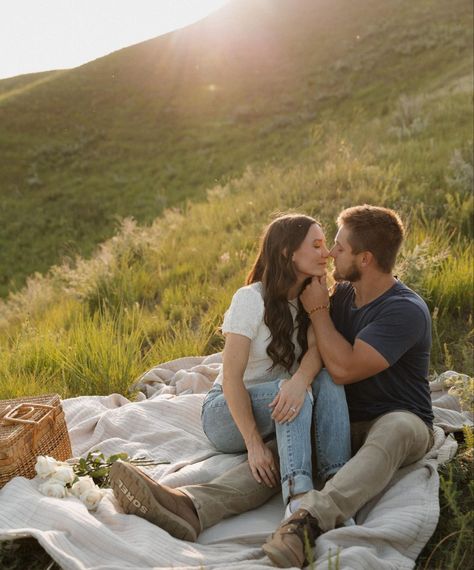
[248,379,281,403]
[311,369,344,396]
[303,389,314,407]
[295,390,314,417]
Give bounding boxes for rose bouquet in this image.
[35,450,167,511]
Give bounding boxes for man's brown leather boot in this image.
[262,509,323,568]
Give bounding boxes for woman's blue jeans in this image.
[201,369,351,505]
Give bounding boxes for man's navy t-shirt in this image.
[330,281,434,427]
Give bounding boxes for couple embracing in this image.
[110,205,434,568]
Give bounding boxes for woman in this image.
[201,213,351,514]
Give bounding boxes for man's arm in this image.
[300,278,389,384]
[306,309,389,384]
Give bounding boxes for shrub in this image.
[389,94,428,139]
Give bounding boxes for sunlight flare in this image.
[0,0,230,79]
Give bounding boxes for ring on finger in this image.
[290,406,297,413]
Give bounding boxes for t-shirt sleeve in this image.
[356,300,428,365]
[221,286,265,340]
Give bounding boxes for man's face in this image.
[329,225,362,282]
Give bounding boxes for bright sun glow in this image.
[0,0,230,80]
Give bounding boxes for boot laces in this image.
[284,512,321,543]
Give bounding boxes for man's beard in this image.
[333,261,361,282]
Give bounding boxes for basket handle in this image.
[2,403,55,425]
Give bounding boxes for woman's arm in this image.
[291,326,322,386]
[222,333,278,487]
[270,326,322,423]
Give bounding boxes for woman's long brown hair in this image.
[246,214,319,372]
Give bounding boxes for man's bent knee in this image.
[368,411,431,465]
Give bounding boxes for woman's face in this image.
[291,224,329,281]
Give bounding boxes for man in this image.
[262,204,434,567]
[110,205,434,568]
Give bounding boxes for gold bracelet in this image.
[307,303,330,315]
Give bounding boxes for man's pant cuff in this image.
[179,488,204,532]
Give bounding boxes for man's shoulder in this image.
[384,282,430,316]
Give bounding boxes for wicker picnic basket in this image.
[0,393,72,489]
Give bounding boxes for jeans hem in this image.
[281,472,313,505]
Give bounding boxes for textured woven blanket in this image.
[0,356,471,570]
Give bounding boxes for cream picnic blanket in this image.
[0,356,472,570]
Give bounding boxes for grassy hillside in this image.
[1,65,472,395]
[0,0,472,295]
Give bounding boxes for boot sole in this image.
[110,461,198,541]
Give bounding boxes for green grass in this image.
[0,0,471,295]
[416,428,474,570]
[1,62,472,395]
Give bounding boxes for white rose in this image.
[35,456,60,479]
[51,465,75,486]
[80,486,103,511]
[38,480,67,498]
[71,477,97,498]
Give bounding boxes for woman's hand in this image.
[269,375,308,423]
[247,440,279,487]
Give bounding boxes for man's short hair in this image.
[337,205,404,273]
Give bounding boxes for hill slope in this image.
[0,0,472,295]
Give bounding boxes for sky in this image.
[0,0,230,80]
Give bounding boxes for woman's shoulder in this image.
[223,281,265,334]
[232,281,264,300]
[231,281,263,307]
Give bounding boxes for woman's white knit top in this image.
[214,282,301,387]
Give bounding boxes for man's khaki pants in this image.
[182,411,433,531]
